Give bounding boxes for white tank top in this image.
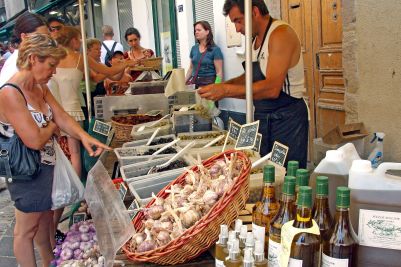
[252,20,305,98]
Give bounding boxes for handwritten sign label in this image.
[118,182,128,201]
[145,110,162,116]
[93,120,112,136]
[228,118,241,141]
[72,212,87,224]
[235,120,260,150]
[252,133,262,152]
[270,141,289,166]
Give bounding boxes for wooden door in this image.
[281,0,345,139]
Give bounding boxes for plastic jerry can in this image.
[348,160,401,267]
[310,143,360,217]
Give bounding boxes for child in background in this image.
[104,51,133,95]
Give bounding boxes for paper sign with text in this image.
[93,120,112,136]
[270,141,289,166]
[235,120,260,150]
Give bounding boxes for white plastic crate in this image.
[122,134,176,148]
[130,119,172,140]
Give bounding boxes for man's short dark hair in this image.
[47,16,64,25]
[223,0,269,16]
[112,51,124,58]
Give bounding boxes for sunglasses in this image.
[50,26,62,32]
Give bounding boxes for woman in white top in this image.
[52,26,137,230]
[0,33,109,267]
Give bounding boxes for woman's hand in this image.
[81,135,111,157]
[143,49,152,58]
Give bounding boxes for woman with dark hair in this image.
[124,27,154,81]
[185,21,224,88]
[0,12,49,86]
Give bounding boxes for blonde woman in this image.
[0,33,108,267]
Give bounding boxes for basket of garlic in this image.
[122,150,251,265]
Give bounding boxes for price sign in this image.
[228,118,241,141]
[128,199,140,220]
[252,133,262,152]
[235,120,260,150]
[93,120,112,136]
[72,212,87,224]
[145,110,162,116]
[118,182,128,201]
[270,141,289,166]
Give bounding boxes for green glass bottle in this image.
[312,176,333,241]
[252,165,279,251]
[295,169,310,203]
[289,186,320,267]
[322,187,358,267]
[268,177,296,267]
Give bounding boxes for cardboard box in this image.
[322,122,368,145]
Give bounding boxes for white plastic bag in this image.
[51,142,84,210]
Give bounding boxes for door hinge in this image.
[315,53,320,70]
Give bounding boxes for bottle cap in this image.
[230,238,240,253]
[234,219,242,233]
[263,165,275,183]
[297,186,312,207]
[315,176,329,196]
[220,224,228,237]
[245,232,254,247]
[284,175,296,183]
[287,160,299,176]
[336,186,351,208]
[239,225,248,239]
[296,169,310,187]
[282,180,296,196]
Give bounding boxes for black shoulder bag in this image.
[0,83,41,181]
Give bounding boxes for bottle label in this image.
[288,258,303,267]
[279,220,320,267]
[252,223,265,246]
[268,238,281,267]
[215,259,225,267]
[359,209,401,250]
[321,253,349,267]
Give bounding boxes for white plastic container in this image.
[310,143,361,216]
[348,160,401,267]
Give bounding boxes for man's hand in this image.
[197,84,227,101]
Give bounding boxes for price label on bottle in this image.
[252,223,265,248]
[268,238,281,267]
[322,254,349,267]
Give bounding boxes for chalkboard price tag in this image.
[145,110,162,116]
[106,128,115,147]
[252,133,262,152]
[228,118,241,141]
[72,212,87,224]
[118,182,128,201]
[235,120,260,150]
[128,199,140,220]
[93,120,112,136]
[270,141,289,166]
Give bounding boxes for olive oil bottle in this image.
[287,160,299,177]
[289,186,320,267]
[322,187,358,267]
[215,224,229,267]
[252,165,279,250]
[268,177,296,267]
[312,176,333,241]
[295,169,310,203]
[224,239,243,267]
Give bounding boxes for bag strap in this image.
[192,51,207,82]
[0,83,27,105]
[0,150,12,179]
[110,42,117,54]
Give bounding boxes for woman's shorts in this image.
[6,164,54,213]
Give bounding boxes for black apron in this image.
[244,17,309,168]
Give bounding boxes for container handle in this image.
[376,162,401,176]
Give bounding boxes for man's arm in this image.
[198,25,300,101]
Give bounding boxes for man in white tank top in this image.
[198,0,309,167]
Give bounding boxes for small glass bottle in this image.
[289,186,320,267]
[268,178,296,267]
[234,219,243,238]
[252,165,279,251]
[312,176,333,241]
[322,187,358,267]
[295,169,310,203]
[287,160,299,177]
[254,240,268,267]
[223,231,237,260]
[215,224,229,267]
[224,239,243,267]
[243,248,254,267]
[239,225,248,252]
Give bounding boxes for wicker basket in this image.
[111,114,162,142]
[132,57,163,71]
[122,150,251,265]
